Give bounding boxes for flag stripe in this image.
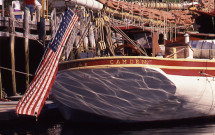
[25,15,77,115]
[16,50,55,113]
[28,16,78,115]
[18,49,57,114]
[20,14,78,115]
[18,50,55,114]
[36,68,58,115]
[16,9,78,117]
[33,17,79,114]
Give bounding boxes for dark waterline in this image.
[1,109,215,135]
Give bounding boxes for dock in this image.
[0,1,62,121]
[0,2,59,98]
[0,99,57,121]
[0,101,17,120]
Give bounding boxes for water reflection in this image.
[2,118,215,135]
[60,120,215,135]
[53,67,179,122]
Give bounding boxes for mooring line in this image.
[0,66,34,76]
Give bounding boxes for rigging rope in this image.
[73,11,92,55]
[103,16,116,56]
[110,21,148,56]
[0,66,34,76]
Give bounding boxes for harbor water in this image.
[1,111,215,135]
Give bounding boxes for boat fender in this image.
[84,36,89,51]
[89,25,96,49]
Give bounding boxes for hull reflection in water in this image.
[51,57,215,123]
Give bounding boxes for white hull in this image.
[52,58,215,122]
[170,74,215,115]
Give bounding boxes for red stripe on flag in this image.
[24,49,59,114]
[23,15,78,116]
[36,66,58,116]
[25,16,77,115]
[17,16,76,115]
[29,16,79,116]
[16,12,79,117]
[16,50,54,113]
[17,50,55,114]
[31,16,79,115]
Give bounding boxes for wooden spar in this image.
[9,6,16,96]
[46,0,48,19]
[24,9,30,89]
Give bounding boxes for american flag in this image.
[16,9,78,117]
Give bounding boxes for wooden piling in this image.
[42,0,45,18]
[24,9,30,89]
[36,5,42,23]
[9,6,16,96]
[2,0,4,17]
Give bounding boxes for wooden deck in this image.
[0,7,58,41]
[0,100,56,120]
[0,17,52,40]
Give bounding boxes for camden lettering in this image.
[110,59,147,65]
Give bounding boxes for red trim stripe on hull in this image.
[58,57,215,77]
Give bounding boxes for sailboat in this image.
[16,0,215,123]
[50,0,215,123]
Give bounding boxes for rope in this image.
[207,79,214,114]
[110,21,148,56]
[166,47,185,58]
[0,66,34,76]
[166,44,193,58]
[200,72,215,78]
[73,12,92,55]
[97,17,106,50]
[104,20,115,56]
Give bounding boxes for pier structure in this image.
[0,2,59,97]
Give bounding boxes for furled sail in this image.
[66,0,103,10]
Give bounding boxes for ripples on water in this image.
[1,114,215,135]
